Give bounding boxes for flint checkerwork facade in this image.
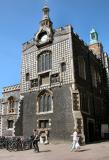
[0,5,109,143]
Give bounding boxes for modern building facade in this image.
[0,5,109,143]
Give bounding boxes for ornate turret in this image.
[35,3,53,46]
[89,28,107,67]
[89,28,99,45]
[40,3,53,28]
[89,28,103,58]
[42,4,49,20]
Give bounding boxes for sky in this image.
[0,0,109,96]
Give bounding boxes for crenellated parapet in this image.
[3,84,20,93]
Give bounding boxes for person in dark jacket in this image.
[32,129,40,152]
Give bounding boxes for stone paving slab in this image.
[0,141,109,160]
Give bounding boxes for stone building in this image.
[0,4,109,143]
[20,4,109,143]
[0,84,20,136]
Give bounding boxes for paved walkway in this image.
[0,141,109,160]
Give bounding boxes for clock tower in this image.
[89,28,104,59]
[89,28,107,67]
[35,3,53,47]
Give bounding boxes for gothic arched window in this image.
[37,51,52,72]
[37,90,53,113]
[91,67,97,87]
[78,56,86,80]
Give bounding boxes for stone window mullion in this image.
[45,94,48,111]
[45,53,48,70]
[48,95,51,111]
[39,96,43,112]
[44,54,46,71]
[41,54,43,72]
[49,53,52,69]
[43,95,45,112]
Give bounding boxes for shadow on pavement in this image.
[77,149,90,152]
[86,139,109,145]
[39,150,51,153]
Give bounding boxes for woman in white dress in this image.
[71,129,80,151]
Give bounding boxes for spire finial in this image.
[45,0,48,5]
[44,0,48,7]
[42,0,49,20]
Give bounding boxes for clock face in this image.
[40,34,48,42]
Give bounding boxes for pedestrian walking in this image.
[32,129,40,152]
[70,128,80,151]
